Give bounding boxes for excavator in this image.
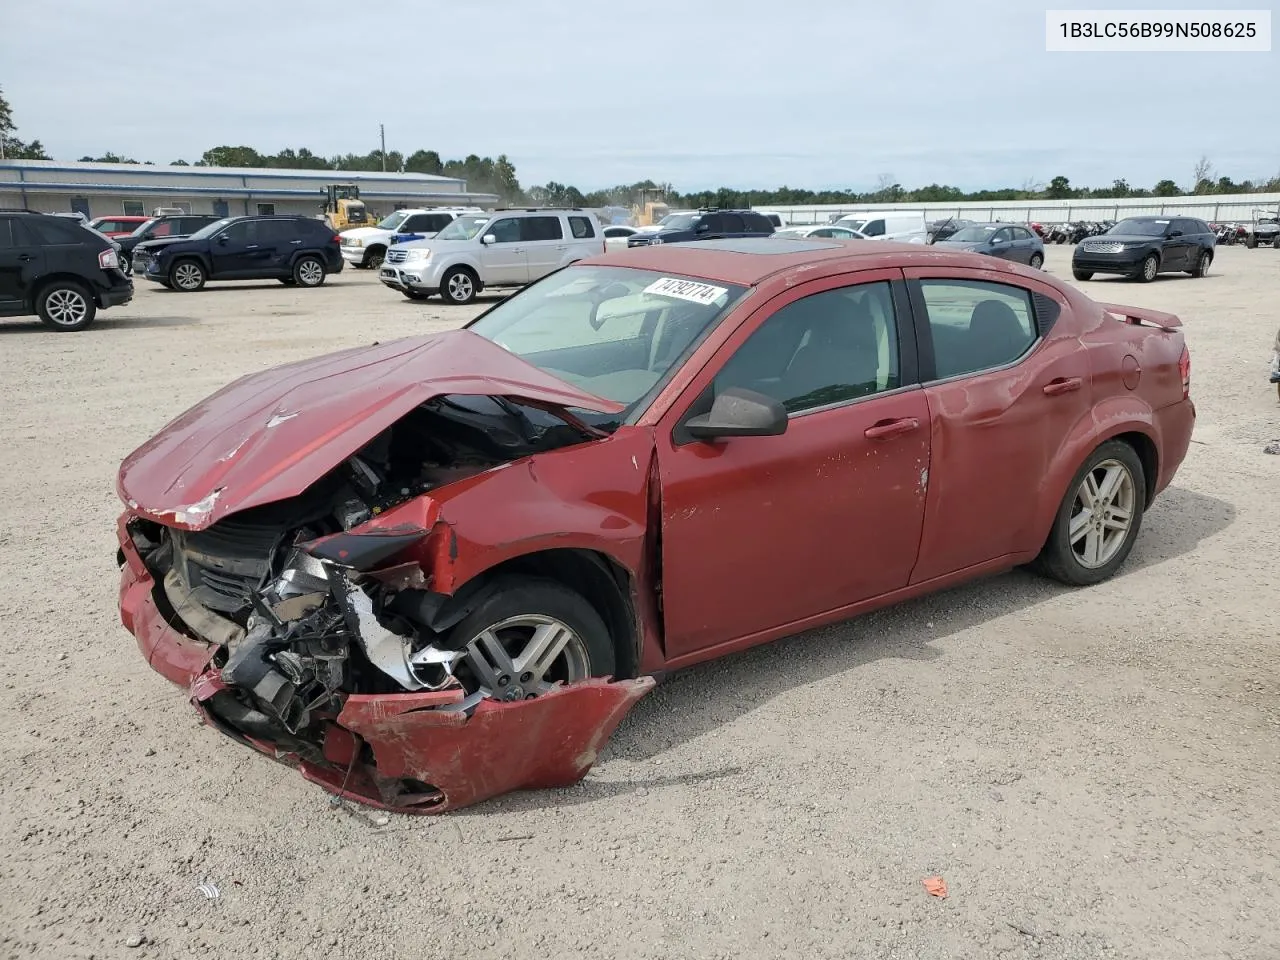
[322,184,370,231]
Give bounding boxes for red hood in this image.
[117,330,624,530]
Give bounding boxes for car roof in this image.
[585,237,1053,287]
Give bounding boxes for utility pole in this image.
[380,124,386,172]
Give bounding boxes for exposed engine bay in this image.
[125,394,605,768]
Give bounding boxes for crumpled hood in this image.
[117,330,624,530]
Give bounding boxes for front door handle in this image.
[18,254,32,262]
[1043,377,1083,396]
[864,417,921,441]
[290,239,302,245]
[245,244,259,250]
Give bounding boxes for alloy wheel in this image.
[1068,458,1136,569]
[460,615,591,701]
[447,272,474,302]
[45,288,88,327]
[298,259,324,286]
[1142,256,1158,281]
[174,263,203,290]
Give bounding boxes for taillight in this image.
[331,234,341,244]
[1178,345,1191,398]
[98,248,119,270]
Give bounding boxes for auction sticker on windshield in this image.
[644,277,729,306]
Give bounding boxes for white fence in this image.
[760,193,1280,225]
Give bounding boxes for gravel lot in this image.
[2,245,1278,960]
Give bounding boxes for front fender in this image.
[1030,395,1158,550]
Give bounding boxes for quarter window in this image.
[521,216,564,242]
[918,279,1037,380]
[568,216,596,239]
[712,281,901,414]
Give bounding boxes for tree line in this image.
[3,86,1276,210]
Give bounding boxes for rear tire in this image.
[1036,440,1145,587]
[1029,252,1044,270]
[1135,253,1159,283]
[293,256,326,288]
[170,258,206,292]
[1071,268,1093,281]
[36,281,97,331]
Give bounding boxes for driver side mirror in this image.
[685,387,788,441]
[695,222,711,233]
[216,234,230,245]
[991,236,1005,244]
[482,234,497,245]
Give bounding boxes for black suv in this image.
[0,212,133,331]
[142,215,344,291]
[118,215,222,274]
[628,209,775,247]
[1072,216,1216,282]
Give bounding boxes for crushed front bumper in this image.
[117,515,653,813]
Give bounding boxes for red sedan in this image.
[88,215,151,238]
[116,238,1195,812]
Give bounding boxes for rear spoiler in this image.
[1099,302,1183,332]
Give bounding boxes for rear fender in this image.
[1029,396,1157,550]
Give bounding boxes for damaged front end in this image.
[118,368,653,813]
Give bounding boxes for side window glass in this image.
[219,221,254,244]
[521,216,564,242]
[401,215,429,232]
[427,215,453,232]
[712,281,901,414]
[862,219,885,237]
[568,215,595,239]
[488,218,521,243]
[721,213,746,232]
[697,214,721,233]
[919,279,1037,380]
[0,219,13,248]
[151,221,173,237]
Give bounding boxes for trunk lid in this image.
[118,330,623,530]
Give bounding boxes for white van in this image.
[832,211,927,244]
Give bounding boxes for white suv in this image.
[379,208,606,304]
[340,207,481,270]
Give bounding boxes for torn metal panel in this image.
[333,676,655,813]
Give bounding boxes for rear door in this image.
[903,266,1089,582]
[567,214,602,258]
[0,217,46,313]
[520,215,565,280]
[478,217,528,284]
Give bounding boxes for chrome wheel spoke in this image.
[464,629,514,694]
[1083,527,1103,566]
[1096,464,1124,503]
[513,622,572,683]
[1068,510,1091,545]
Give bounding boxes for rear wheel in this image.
[293,256,326,288]
[445,577,616,701]
[1135,253,1159,282]
[37,281,96,331]
[1071,268,1093,281]
[1036,441,1145,586]
[1029,252,1044,270]
[170,258,206,292]
[1189,250,1212,278]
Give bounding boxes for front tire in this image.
[1029,252,1044,270]
[37,281,97,331]
[170,258,206,292]
[363,247,386,270]
[293,256,326,288]
[1135,253,1159,283]
[1037,440,1145,586]
[1189,250,1212,278]
[440,266,478,305]
[445,577,617,701]
[1071,268,1093,281]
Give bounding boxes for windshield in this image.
[376,211,412,231]
[129,219,159,238]
[435,215,491,241]
[188,218,234,241]
[1109,219,1168,237]
[467,265,749,421]
[948,225,998,242]
[658,214,697,231]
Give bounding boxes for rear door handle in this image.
[290,239,302,245]
[1043,377,1083,396]
[864,417,921,441]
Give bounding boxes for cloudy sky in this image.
[2,0,1275,193]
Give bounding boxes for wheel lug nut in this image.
[519,672,532,683]
[498,674,510,687]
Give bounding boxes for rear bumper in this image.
[1153,397,1196,499]
[99,280,134,309]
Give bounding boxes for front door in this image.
[904,268,1093,582]
[210,219,265,277]
[0,217,46,312]
[478,217,528,285]
[657,271,930,660]
[1164,220,1195,269]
